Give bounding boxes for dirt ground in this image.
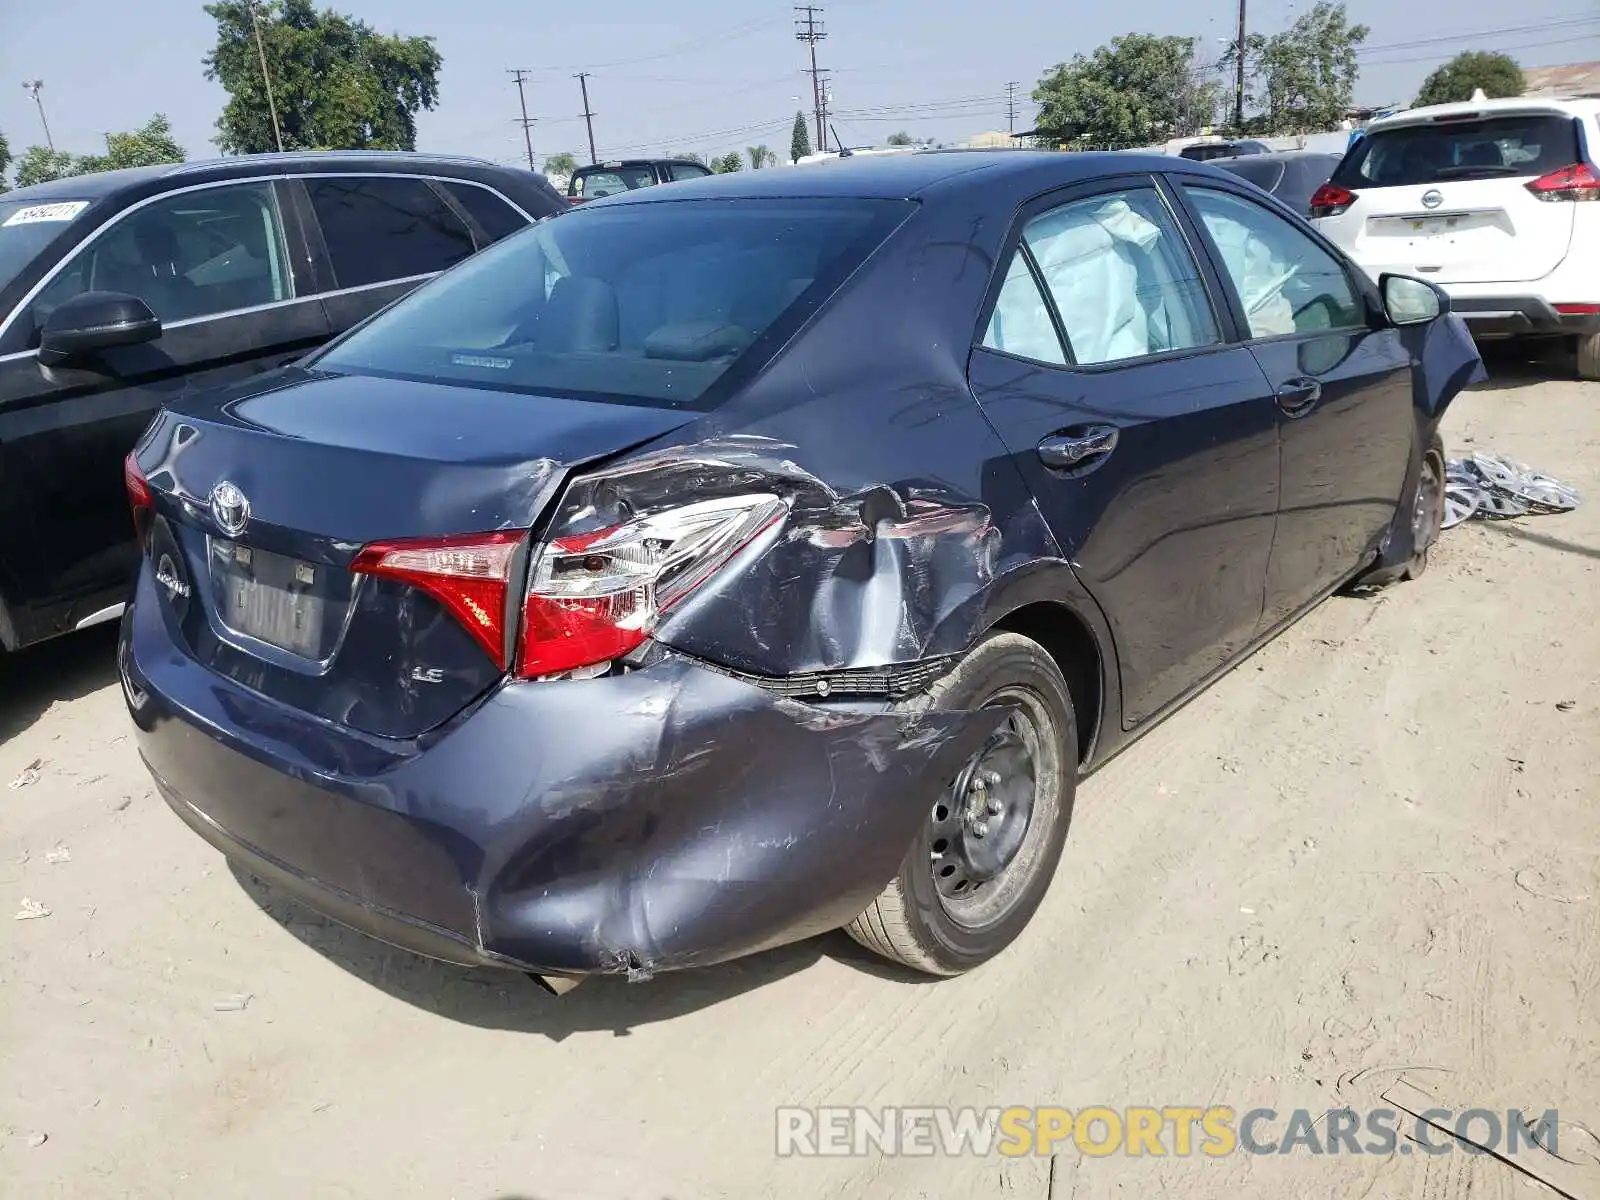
[1,363,1597,1200]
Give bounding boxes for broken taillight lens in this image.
[124,453,153,549]
[1526,162,1600,202]
[517,494,787,679]
[351,531,524,667]
[1308,183,1357,218]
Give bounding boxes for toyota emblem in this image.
[1421,189,1443,210]
[209,481,250,538]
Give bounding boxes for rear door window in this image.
[305,176,476,289]
[1020,187,1221,365]
[1332,114,1581,187]
[440,182,530,245]
[668,162,712,182]
[1220,159,1287,195]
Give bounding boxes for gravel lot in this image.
[2,364,1597,1199]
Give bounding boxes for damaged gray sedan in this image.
[120,152,1483,988]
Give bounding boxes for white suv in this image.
[1311,96,1600,378]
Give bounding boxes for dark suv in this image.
[567,158,713,203]
[0,151,565,653]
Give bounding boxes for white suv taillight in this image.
[1526,162,1600,202]
[517,494,787,679]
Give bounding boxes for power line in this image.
[507,69,536,170]
[795,4,829,152]
[575,72,598,165]
[1005,81,1020,133]
[549,15,789,73]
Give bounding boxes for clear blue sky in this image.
[3,0,1598,168]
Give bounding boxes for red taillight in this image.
[1527,162,1600,202]
[124,453,153,547]
[1555,303,1600,315]
[351,531,524,667]
[516,494,787,679]
[1309,183,1357,218]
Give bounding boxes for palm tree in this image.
[746,144,775,170]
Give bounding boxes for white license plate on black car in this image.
[214,543,326,658]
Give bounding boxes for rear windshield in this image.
[1332,114,1581,187]
[313,197,912,408]
[1218,159,1286,193]
[572,166,657,199]
[0,198,95,297]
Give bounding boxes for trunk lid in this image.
[136,367,693,739]
[1329,110,1583,285]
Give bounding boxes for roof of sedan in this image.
[2,151,526,203]
[586,150,1209,203]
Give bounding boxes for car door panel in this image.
[968,180,1282,729]
[1176,181,1415,627]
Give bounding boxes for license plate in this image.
[214,544,327,658]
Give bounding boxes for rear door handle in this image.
[1037,425,1119,472]
[1275,376,1322,416]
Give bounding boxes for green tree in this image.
[791,110,812,162]
[711,151,744,174]
[542,152,577,178]
[1034,34,1211,149]
[76,114,186,174]
[0,129,10,192]
[13,146,79,188]
[1225,2,1368,134]
[203,0,442,154]
[746,144,774,169]
[1416,51,1523,107]
[885,131,914,146]
[669,151,706,166]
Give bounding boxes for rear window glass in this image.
[312,197,912,409]
[1219,159,1286,193]
[573,166,657,199]
[1332,114,1580,187]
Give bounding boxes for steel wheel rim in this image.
[928,687,1047,928]
[1413,453,1444,553]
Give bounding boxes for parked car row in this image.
[0,153,566,652]
[11,110,1585,990]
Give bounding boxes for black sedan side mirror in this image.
[38,291,161,367]
[1380,274,1449,327]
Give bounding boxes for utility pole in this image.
[21,79,54,151]
[575,73,598,165]
[245,0,284,152]
[508,69,536,170]
[1005,81,1020,133]
[1233,0,1248,135]
[817,70,834,153]
[794,5,828,153]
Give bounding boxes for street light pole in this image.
[21,80,54,150]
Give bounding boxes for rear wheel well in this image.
[993,602,1101,766]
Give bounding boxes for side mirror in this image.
[38,291,161,367]
[1380,274,1448,326]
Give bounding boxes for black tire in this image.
[1578,332,1600,383]
[1402,433,1447,581]
[844,632,1077,976]
[1354,431,1446,589]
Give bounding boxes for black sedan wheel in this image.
[845,632,1077,975]
[1403,436,1447,580]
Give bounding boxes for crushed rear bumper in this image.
[120,568,999,979]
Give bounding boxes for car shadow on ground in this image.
[1470,341,1579,389]
[0,625,121,747]
[229,861,928,1038]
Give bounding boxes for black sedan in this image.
[1215,150,1344,216]
[120,152,1482,989]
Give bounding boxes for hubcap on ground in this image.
[929,710,1038,908]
